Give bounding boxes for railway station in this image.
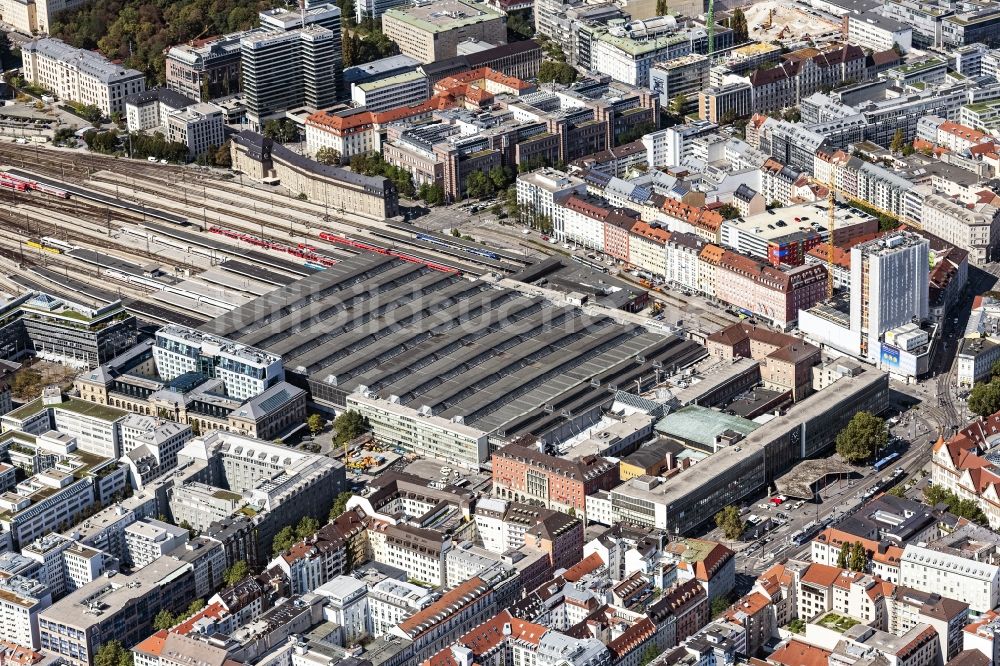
[201,252,706,466]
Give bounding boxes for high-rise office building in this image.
[240,2,342,128]
[850,231,929,362]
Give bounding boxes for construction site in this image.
[741,0,842,43]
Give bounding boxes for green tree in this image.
[669,93,687,117]
[923,484,989,524]
[272,525,296,555]
[296,515,320,540]
[717,204,740,220]
[307,413,325,435]
[0,31,12,71]
[466,170,496,199]
[315,147,341,165]
[655,0,669,15]
[537,60,578,85]
[710,594,733,618]
[187,599,206,617]
[11,369,42,400]
[969,379,1000,417]
[836,544,848,568]
[639,644,660,666]
[835,411,888,464]
[731,8,749,43]
[782,108,801,122]
[329,491,354,520]
[890,129,905,154]
[153,609,176,631]
[94,640,132,666]
[223,560,249,587]
[333,410,370,445]
[506,9,534,40]
[714,505,744,540]
[848,542,867,572]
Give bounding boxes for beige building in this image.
[1,0,85,35]
[231,130,398,221]
[382,0,506,64]
[20,38,145,116]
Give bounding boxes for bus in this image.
[873,452,900,472]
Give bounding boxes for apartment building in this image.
[382,0,506,64]
[0,576,50,650]
[388,576,496,662]
[900,538,1000,613]
[268,509,368,595]
[133,632,233,666]
[316,576,369,645]
[20,38,144,116]
[376,524,451,587]
[628,222,670,277]
[39,557,195,666]
[473,498,584,576]
[123,519,189,569]
[920,194,1000,266]
[516,169,588,235]
[369,579,436,637]
[891,587,969,662]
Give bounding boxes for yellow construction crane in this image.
[806,177,921,299]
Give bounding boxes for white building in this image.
[52,401,127,460]
[119,414,192,476]
[368,578,435,637]
[0,576,51,650]
[593,18,690,87]
[315,576,369,646]
[346,393,488,468]
[350,71,428,112]
[641,121,717,168]
[900,544,1000,613]
[849,232,929,364]
[123,518,189,569]
[153,326,283,401]
[20,38,145,116]
[847,12,912,54]
[165,103,226,158]
[516,169,587,235]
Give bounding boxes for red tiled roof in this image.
[423,610,547,666]
[564,552,605,582]
[768,640,831,666]
[134,630,169,657]
[800,563,843,587]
